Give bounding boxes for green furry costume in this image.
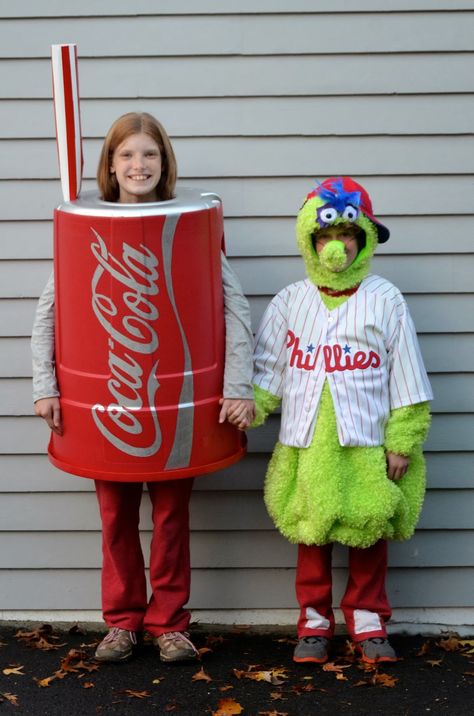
[253,178,432,548]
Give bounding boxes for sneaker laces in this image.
[302,636,328,644]
[102,627,137,645]
[163,631,199,654]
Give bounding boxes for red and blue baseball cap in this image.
[307,176,390,243]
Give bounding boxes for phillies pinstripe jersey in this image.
[254,274,433,448]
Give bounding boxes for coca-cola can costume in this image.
[49,189,246,481]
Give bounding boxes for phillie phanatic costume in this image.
[253,177,433,641]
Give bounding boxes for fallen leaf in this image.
[436,635,462,652]
[357,661,377,673]
[426,659,443,667]
[152,678,161,685]
[120,690,151,699]
[212,698,244,715]
[63,648,88,662]
[233,667,288,685]
[371,671,398,688]
[15,625,51,641]
[164,701,179,712]
[34,676,56,688]
[75,660,99,673]
[82,682,94,689]
[322,662,351,673]
[463,671,474,676]
[69,624,87,635]
[270,690,285,699]
[198,647,213,657]
[192,667,212,683]
[0,692,19,707]
[36,637,66,651]
[336,672,348,681]
[59,649,90,674]
[258,712,289,716]
[353,669,399,689]
[301,683,316,693]
[15,625,65,652]
[3,666,25,676]
[459,640,474,656]
[81,637,100,648]
[219,685,234,692]
[416,640,431,657]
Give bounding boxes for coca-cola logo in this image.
[90,228,162,457]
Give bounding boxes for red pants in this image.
[296,541,391,642]
[95,478,194,637]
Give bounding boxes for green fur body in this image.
[260,382,429,548]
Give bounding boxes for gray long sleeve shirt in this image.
[31,253,254,402]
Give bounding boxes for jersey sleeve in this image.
[386,295,433,409]
[253,291,288,399]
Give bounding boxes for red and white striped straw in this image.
[51,44,83,202]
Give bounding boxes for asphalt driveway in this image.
[0,623,472,715]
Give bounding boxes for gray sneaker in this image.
[94,627,137,662]
[356,637,397,663]
[154,631,199,663]
[293,636,329,664]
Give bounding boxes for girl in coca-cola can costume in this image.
[32,112,255,663]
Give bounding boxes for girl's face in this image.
[110,132,162,203]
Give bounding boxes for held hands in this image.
[219,398,256,431]
[385,451,409,481]
[34,397,63,436]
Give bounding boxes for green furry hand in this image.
[384,402,431,455]
[251,384,281,428]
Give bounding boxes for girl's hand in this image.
[34,397,63,436]
[385,451,409,481]
[219,398,256,430]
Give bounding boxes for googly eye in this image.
[317,206,338,226]
[342,205,359,222]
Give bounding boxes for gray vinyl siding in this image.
[0,1,473,627]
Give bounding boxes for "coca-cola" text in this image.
[90,228,162,457]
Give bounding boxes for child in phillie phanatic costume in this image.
[253,177,433,664]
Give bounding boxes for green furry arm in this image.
[384,402,431,455]
[251,384,281,427]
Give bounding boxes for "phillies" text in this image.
[287,330,381,372]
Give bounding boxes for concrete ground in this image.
[0,622,473,715]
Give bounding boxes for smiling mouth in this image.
[129,175,151,181]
